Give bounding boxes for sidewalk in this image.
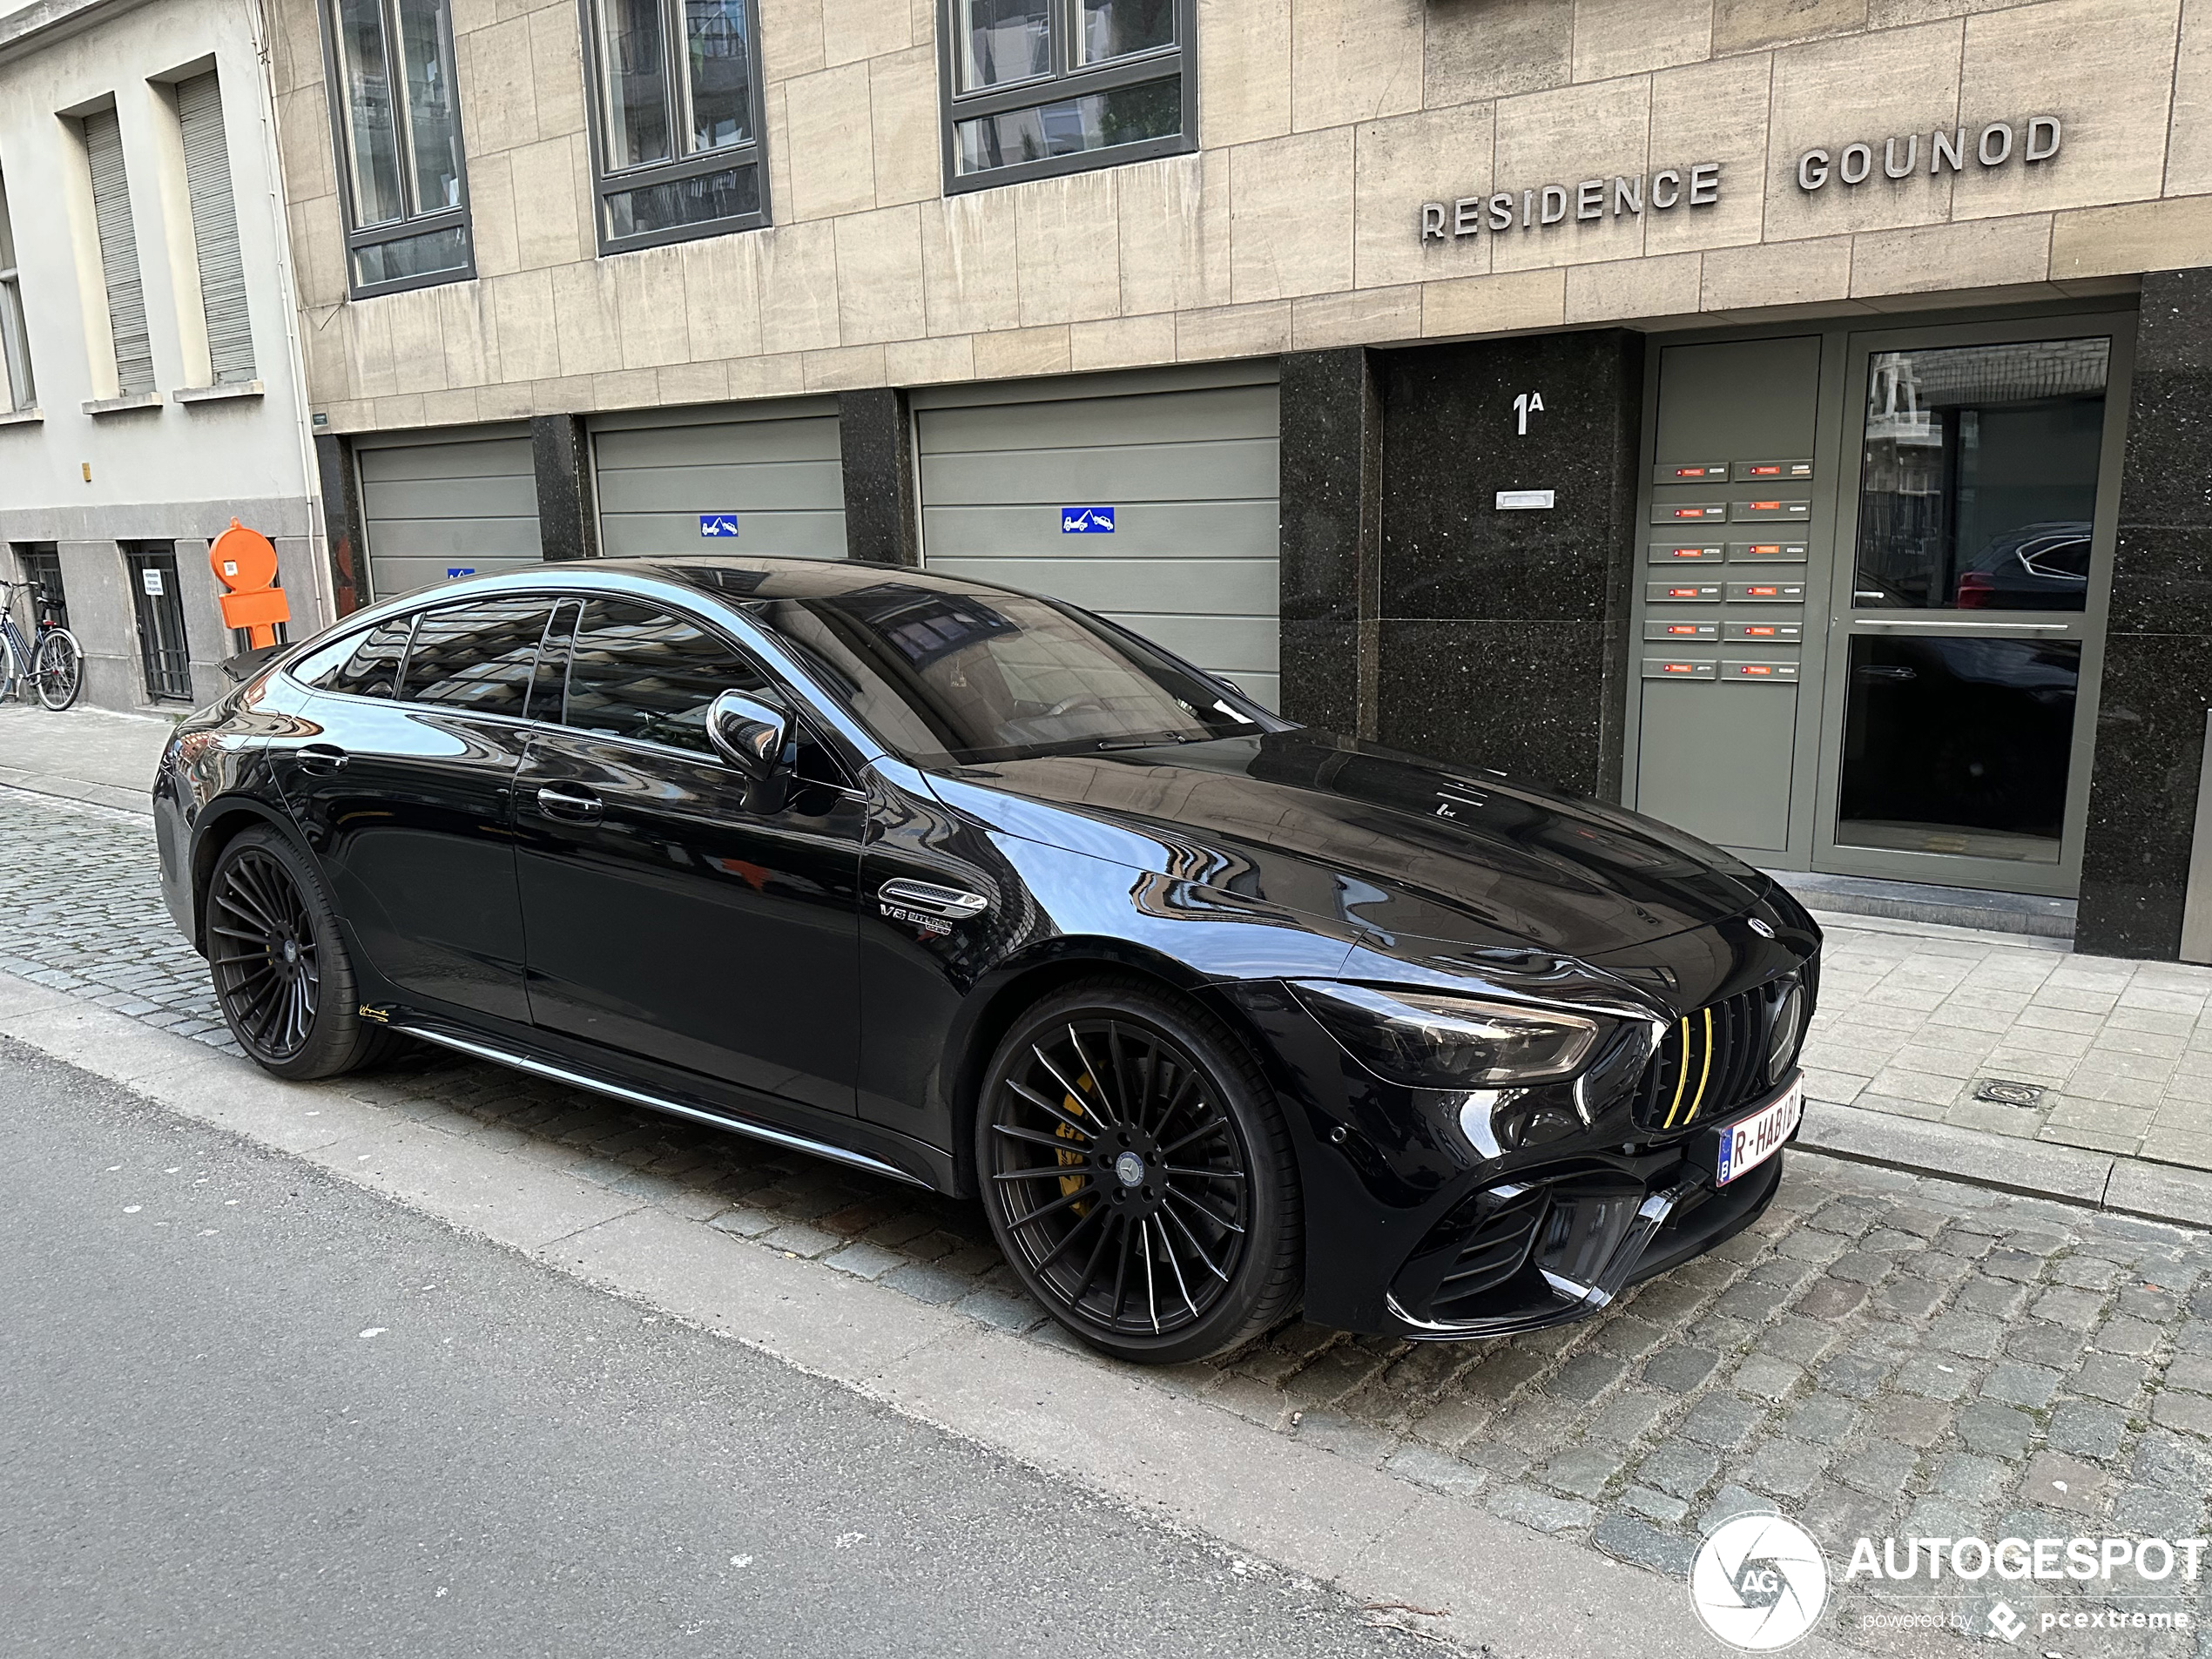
[0,702,173,814]
[3,702,2207,1216]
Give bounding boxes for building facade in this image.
[0,0,332,711]
[260,0,2212,962]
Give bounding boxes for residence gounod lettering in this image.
[1416,116,2063,242]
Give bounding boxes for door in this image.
[356,428,543,601]
[915,375,1283,708]
[125,544,192,702]
[513,597,866,1114]
[1812,324,2129,895]
[273,596,556,1022]
[591,403,846,556]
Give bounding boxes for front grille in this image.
[1633,986,1775,1131]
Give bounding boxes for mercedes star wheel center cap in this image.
[1114,1151,1146,1188]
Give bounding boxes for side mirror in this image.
[705,688,790,782]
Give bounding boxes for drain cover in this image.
[1974,1078,2047,1107]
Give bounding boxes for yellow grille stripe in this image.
[1662,1016,1693,1128]
[1687,1007,1716,1123]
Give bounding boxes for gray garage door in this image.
[592,401,846,558]
[916,375,1281,709]
[357,427,543,601]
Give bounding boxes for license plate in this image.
[1716,1078,1803,1187]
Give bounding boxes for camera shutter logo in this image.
[1689,1513,1829,1650]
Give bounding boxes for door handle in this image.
[878,878,990,920]
[299,744,348,772]
[536,783,604,823]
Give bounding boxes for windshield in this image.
[739,579,1279,765]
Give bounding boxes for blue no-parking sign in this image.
[699,514,740,538]
[1061,506,1115,534]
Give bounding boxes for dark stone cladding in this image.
[313,432,367,618]
[839,388,921,567]
[2079,267,2212,958]
[529,415,598,563]
[1371,330,1643,799]
[1278,347,1379,732]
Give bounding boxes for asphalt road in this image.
[0,1040,1442,1659]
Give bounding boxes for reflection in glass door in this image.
[1818,330,2122,892]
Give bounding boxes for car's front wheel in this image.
[206,825,391,1080]
[975,977,1302,1364]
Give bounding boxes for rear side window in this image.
[296,615,415,699]
[561,599,768,755]
[402,599,558,717]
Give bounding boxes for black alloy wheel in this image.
[206,826,390,1080]
[976,978,1301,1364]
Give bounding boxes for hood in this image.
[926,729,1770,959]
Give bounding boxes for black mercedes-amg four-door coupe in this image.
[155,556,1818,1364]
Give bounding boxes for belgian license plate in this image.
[1716,1079,1803,1187]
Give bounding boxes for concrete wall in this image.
[275,0,2212,433]
[0,0,323,706]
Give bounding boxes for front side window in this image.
[560,598,767,753]
[743,579,1271,765]
[583,0,767,254]
[321,0,472,295]
[941,0,1191,192]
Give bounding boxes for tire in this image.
[974,975,1302,1365]
[0,631,18,703]
[205,825,392,1080]
[31,629,82,711]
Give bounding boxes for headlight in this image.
[1289,981,1604,1089]
[1766,981,1807,1082]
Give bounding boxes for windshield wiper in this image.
[1093,731,1196,752]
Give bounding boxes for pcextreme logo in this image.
[1689,1513,1830,1650]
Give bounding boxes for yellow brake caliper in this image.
[1056,1074,1095,1213]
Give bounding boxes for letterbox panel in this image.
[1648,581,1724,604]
[1653,501,1730,525]
[1731,541,1809,563]
[1653,461,1730,485]
[1636,680,1797,852]
[1730,498,1812,522]
[1727,580,1806,604]
[1723,620,1803,643]
[1732,458,1813,482]
[1721,660,1801,681]
[1642,657,1717,680]
[1646,619,1719,642]
[1648,542,1725,564]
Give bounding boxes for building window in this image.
[939,0,1193,192]
[0,170,31,410]
[319,0,472,296]
[83,108,157,397]
[582,0,768,254]
[177,71,256,384]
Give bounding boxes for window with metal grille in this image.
[177,71,255,385]
[318,0,473,297]
[125,543,194,703]
[0,169,32,411]
[583,0,769,254]
[17,545,65,632]
[939,0,1195,193]
[83,108,155,397]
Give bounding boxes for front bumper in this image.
[1382,1131,1785,1337]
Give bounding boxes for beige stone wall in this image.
[276,0,2212,432]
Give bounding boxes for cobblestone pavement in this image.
[6,785,2212,1648]
[1806,916,2212,1175]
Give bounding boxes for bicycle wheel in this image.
[0,631,19,704]
[31,628,82,711]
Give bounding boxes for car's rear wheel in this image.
[976,977,1301,1364]
[206,826,391,1079]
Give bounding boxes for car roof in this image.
[586,554,1001,604]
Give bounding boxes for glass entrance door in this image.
[1812,324,2130,895]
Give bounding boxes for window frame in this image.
[936,0,1197,195]
[0,168,31,411]
[313,0,476,301]
[577,0,772,258]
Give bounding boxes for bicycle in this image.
[0,576,85,711]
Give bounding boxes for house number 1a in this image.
[1514,391,1545,435]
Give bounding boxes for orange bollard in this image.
[208,519,292,648]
